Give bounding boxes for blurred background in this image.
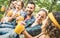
[0,0,60,20]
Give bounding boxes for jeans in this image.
[0,28,17,38]
[0,24,15,29]
[0,22,19,38]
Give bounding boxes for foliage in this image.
[0,0,60,19]
[0,0,10,19]
[34,0,60,12]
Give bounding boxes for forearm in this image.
[41,24,46,32]
[23,30,33,38]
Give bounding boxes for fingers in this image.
[42,16,48,25]
[41,16,49,31]
[16,16,24,24]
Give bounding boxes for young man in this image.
[24,2,35,28]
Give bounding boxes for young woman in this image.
[21,8,48,38]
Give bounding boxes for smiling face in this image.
[12,1,17,8]
[36,10,47,23]
[16,1,23,11]
[26,4,35,15]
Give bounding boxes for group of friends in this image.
[0,0,60,38]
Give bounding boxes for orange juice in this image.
[14,24,25,34]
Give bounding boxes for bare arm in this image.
[23,30,33,38]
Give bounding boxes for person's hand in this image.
[12,13,16,19]
[41,16,48,32]
[16,16,24,24]
[42,16,48,26]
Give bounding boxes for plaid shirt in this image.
[24,15,35,28]
[26,24,42,36]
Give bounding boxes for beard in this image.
[26,10,33,15]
